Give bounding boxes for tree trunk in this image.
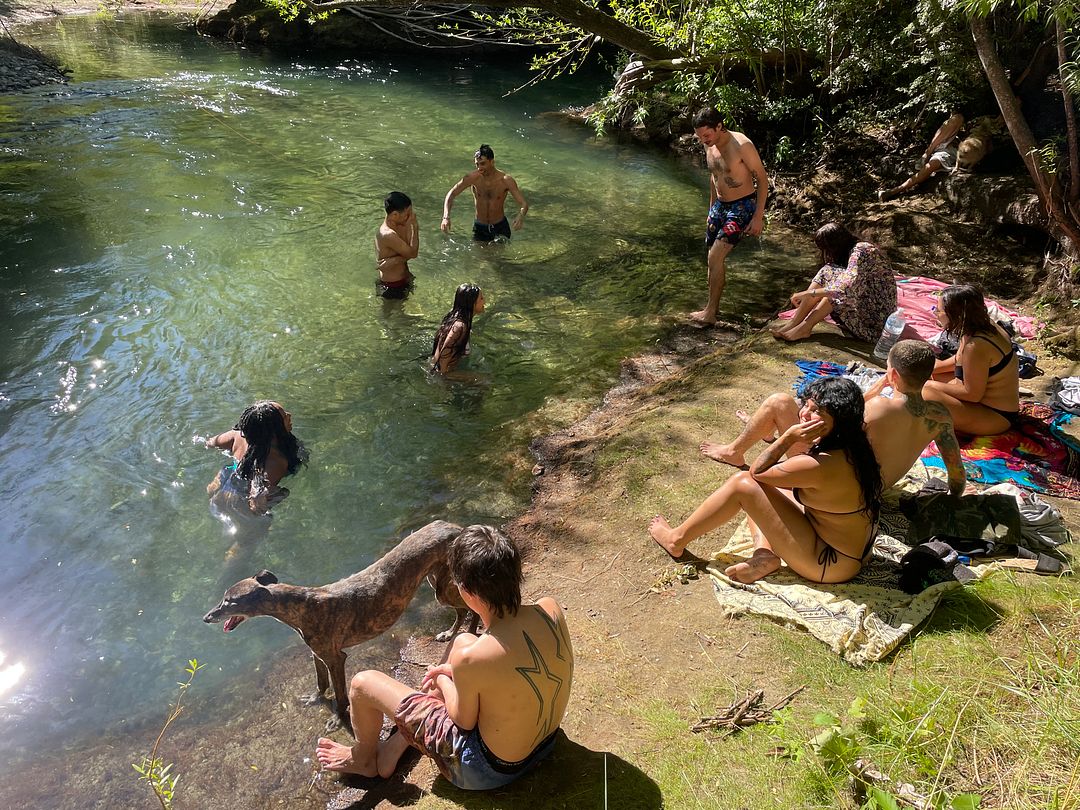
[1057,17,1080,208]
[302,0,679,60]
[970,14,1080,254]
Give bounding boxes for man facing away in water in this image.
[690,107,769,325]
[375,191,418,299]
[441,144,529,242]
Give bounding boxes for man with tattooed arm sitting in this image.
[702,340,966,496]
[316,525,574,790]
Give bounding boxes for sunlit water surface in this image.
[0,13,812,764]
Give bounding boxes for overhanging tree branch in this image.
[299,0,679,59]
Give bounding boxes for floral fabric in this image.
[811,242,897,343]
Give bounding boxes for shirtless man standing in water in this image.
[691,107,769,325]
[441,144,529,241]
[375,191,419,299]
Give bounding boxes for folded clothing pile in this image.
[1049,377,1080,416]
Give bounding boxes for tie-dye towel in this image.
[921,402,1080,499]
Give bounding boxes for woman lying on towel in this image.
[771,222,897,343]
[649,377,882,585]
[924,284,1020,436]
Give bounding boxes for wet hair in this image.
[888,340,937,389]
[692,107,725,129]
[234,401,307,496]
[803,377,882,518]
[475,144,494,160]
[814,222,859,267]
[940,283,995,339]
[384,191,412,215]
[448,524,522,618]
[431,283,482,372]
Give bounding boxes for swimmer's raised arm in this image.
[442,172,477,233]
[206,429,239,451]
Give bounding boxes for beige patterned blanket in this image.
[704,514,992,665]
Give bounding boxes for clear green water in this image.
[0,14,810,760]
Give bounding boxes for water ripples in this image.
[0,13,816,762]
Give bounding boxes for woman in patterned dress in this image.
[771,223,897,343]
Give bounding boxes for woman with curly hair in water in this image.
[649,377,882,584]
[206,400,307,514]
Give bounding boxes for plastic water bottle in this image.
[873,308,906,361]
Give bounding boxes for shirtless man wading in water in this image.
[441,144,528,242]
[375,191,419,299]
[691,107,769,325]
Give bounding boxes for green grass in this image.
[417,345,1079,809]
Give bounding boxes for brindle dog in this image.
[203,520,477,730]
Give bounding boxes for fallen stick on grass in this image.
[690,685,806,736]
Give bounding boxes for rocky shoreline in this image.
[0,35,67,91]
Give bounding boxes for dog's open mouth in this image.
[222,615,246,632]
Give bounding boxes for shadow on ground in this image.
[918,586,1005,635]
[324,734,662,809]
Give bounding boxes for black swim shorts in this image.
[473,217,512,242]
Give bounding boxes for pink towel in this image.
[779,275,1037,341]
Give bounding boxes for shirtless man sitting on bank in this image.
[375,191,419,300]
[701,340,965,494]
[316,524,573,791]
[441,144,528,242]
[690,106,769,325]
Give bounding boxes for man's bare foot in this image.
[377,730,412,778]
[316,737,378,777]
[648,515,687,560]
[724,548,783,583]
[700,441,747,469]
[689,309,718,325]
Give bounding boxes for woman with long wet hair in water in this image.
[431,283,485,374]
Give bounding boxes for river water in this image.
[0,13,810,772]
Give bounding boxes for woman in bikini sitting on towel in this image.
[649,377,882,585]
[923,284,1020,436]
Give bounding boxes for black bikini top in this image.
[954,334,1016,382]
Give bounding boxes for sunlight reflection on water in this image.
[0,12,816,765]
